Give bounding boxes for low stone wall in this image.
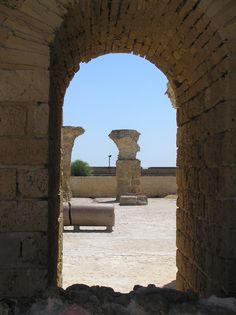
[91,166,176,176]
[70,176,176,198]
[71,176,116,197]
[140,176,177,197]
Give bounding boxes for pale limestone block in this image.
[2,18,51,45]
[0,4,54,37]
[119,194,148,205]
[0,138,48,165]
[28,102,49,135]
[18,168,48,198]
[0,103,27,136]
[0,47,49,69]
[0,70,49,102]
[0,200,48,232]
[23,1,64,31]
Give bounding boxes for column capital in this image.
[109,129,140,160]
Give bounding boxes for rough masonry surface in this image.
[0,0,235,299]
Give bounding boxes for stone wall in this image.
[70,176,177,198]
[0,0,235,298]
[91,166,176,176]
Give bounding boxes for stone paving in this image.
[63,197,177,292]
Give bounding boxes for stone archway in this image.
[0,0,235,298]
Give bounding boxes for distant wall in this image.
[70,176,176,198]
[140,176,177,197]
[91,166,176,176]
[71,176,116,198]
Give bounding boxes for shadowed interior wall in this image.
[0,0,235,298]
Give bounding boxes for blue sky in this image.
[63,53,177,167]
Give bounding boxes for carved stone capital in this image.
[109,129,140,160]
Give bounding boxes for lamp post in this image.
[108,155,112,168]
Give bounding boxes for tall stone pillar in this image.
[62,126,85,201]
[109,129,141,200]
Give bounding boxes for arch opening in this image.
[48,0,233,298]
[62,53,177,291]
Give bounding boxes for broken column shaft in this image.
[109,129,141,199]
[62,126,85,201]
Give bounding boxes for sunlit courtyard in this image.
[63,197,177,292]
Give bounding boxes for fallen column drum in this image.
[63,202,115,231]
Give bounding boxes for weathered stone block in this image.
[177,144,204,168]
[220,198,236,229]
[0,46,50,70]
[219,166,236,197]
[0,268,48,297]
[0,232,47,267]
[18,168,48,198]
[181,167,199,191]
[0,138,48,165]
[0,104,26,136]
[21,233,48,265]
[220,259,236,296]
[0,233,20,266]
[0,200,48,232]
[27,102,49,135]
[199,168,219,196]
[204,78,227,110]
[177,106,190,126]
[119,194,148,205]
[176,167,183,188]
[0,168,16,199]
[0,70,49,102]
[204,134,223,167]
[222,130,236,164]
[218,228,236,258]
[176,249,195,287]
[206,103,228,135]
[116,159,141,198]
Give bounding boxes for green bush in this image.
[71,159,93,176]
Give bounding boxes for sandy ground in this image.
[63,197,177,293]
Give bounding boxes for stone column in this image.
[62,126,85,201]
[109,129,141,200]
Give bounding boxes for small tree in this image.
[71,159,93,176]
